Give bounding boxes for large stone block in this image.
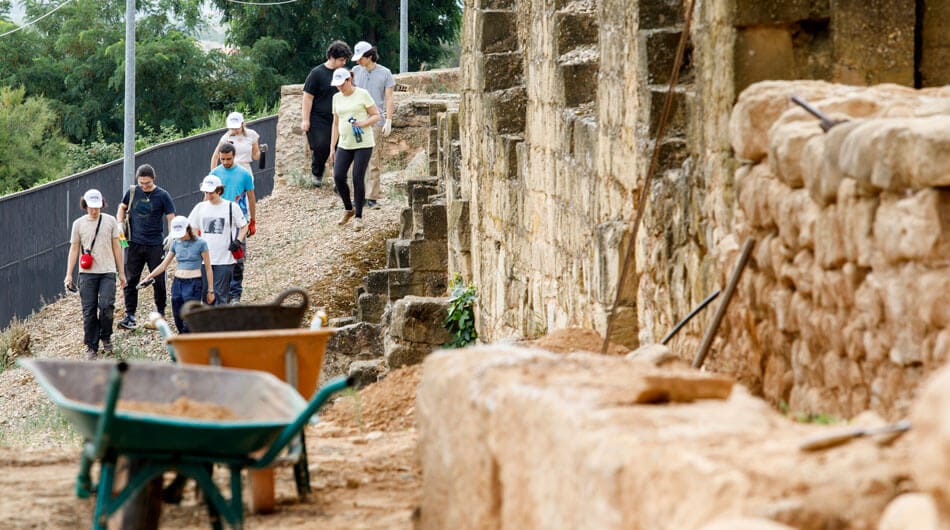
[483,51,524,92]
[479,9,519,54]
[555,10,598,55]
[768,120,822,189]
[642,28,692,85]
[323,321,384,378]
[830,0,915,85]
[387,239,410,268]
[873,189,945,264]
[388,295,453,345]
[733,0,829,26]
[639,0,684,28]
[559,59,599,107]
[422,203,448,240]
[734,27,795,96]
[647,85,689,138]
[489,87,527,134]
[399,208,414,240]
[448,199,472,252]
[838,116,950,190]
[409,239,449,272]
[357,292,387,324]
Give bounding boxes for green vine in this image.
[444,274,478,348]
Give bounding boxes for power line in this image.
[0,0,76,38]
[225,0,298,5]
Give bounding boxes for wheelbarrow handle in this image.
[77,362,129,498]
[272,288,309,310]
[149,312,177,362]
[253,376,354,468]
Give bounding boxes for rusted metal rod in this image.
[790,95,847,132]
[601,0,697,354]
[692,237,755,369]
[661,290,720,345]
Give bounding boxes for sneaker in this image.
[353,218,364,232]
[101,339,113,354]
[365,199,378,209]
[118,315,137,330]
[337,210,354,226]
[85,347,97,360]
[312,176,323,188]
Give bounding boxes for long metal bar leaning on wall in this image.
[0,116,278,330]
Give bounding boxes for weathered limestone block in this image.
[730,80,838,162]
[421,203,448,240]
[873,189,945,264]
[839,116,950,190]
[322,322,383,378]
[775,188,818,251]
[814,204,846,269]
[418,347,909,530]
[838,178,877,267]
[813,120,865,204]
[699,518,795,530]
[388,295,452,345]
[737,163,778,229]
[911,364,950,518]
[877,493,940,530]
[347,359,385,389]
[734,26,795,99]
[387,239,410,268]
[408,239,449,272]
[357,292,387,324]
[768,120,822,189]
[831,0,915,85]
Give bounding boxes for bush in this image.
[444,274,478,348]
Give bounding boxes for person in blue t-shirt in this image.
[116,164,175,330]
[211,142,255,303]
[139,216,214,333]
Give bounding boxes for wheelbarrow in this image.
[20,358,352,530]
[179,288,310,333]
[152,307,333,514]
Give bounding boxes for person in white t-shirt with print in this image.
[209,111,260,174]
[187,175,248,305]
[329,67,380,232]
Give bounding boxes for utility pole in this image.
[399,0,408,73]
[122,0,135,189]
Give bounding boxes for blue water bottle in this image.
[348,117,363,143]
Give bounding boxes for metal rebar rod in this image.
[691,238,755,369]
[601,0,697,354]
[660,290,720,345]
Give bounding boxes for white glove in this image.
[382,119,393,137]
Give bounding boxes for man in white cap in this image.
[301,41,352,187]
[187,175,248,304]
[65,189,126,358]
[351,41,395,209]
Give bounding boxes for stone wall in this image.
[719,81,950,419]
[455,0,950,416]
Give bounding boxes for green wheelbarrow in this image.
[20,358,352,530]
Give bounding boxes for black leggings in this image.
[333,147,373,218]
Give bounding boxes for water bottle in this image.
[310,309,328,329]
[348,117,363,143]
[119,232,129,249]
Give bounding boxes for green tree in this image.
[211,0,462,83]
[0,86,69,193]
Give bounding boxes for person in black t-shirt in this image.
[115,164,176,330]
[301,41,352,187]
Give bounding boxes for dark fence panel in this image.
[0,116,277,330]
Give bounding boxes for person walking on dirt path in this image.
[211,143,256,303]
[351,41,395,210]
[138,216,215,333]
[116,164,175,330]
[188,175,248,305]
[65,189,127,359]
[302,41,352,188]
[330,67,381,232]
[210,111,260,174]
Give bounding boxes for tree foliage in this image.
[0,86,68,194]
[211,0,462,82]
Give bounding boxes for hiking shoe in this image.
[118,315,137,330]
[85,347,98,360]
[365,199,378,209]
[337,210,354,226]
[101,339,113,354]
[312,176,323,188]
[353,218,364,232]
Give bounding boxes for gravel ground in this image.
[0,160,418,449]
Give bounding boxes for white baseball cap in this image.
[200,174,222,193]
[330,68,351,87]
[225,111,244,128]
[351,41,372,61]
[169,215,192,239]
[83,189,103,208]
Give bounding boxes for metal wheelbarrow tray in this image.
[20,358,351,529]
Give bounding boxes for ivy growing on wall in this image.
[444,274,478,348]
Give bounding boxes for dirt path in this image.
[0,422,419,529]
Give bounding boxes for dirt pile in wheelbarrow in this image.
[116,398,238,420]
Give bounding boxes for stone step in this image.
[646,84,694,138]
[356,291,387,324]
[483,51,524,92]
[640,0,685,28]
[387,239,410,268]
[558,45,599,107]
[556,9,598,55]
[399,208,413,240]
[489,86,527,134]
[409,239,449,272]
[479,9,519,55]
[641,28,693,86]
